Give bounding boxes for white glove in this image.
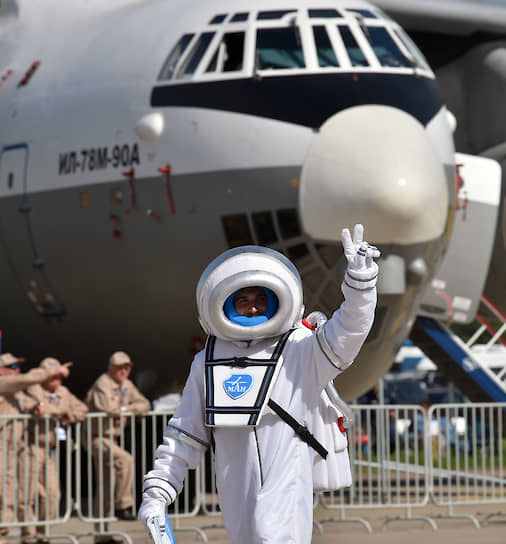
[138,497,166,530]
[341,224,380,290]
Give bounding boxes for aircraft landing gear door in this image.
[0,144,66,318]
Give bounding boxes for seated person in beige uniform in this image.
[85,351,150,526]
[20,358,88,544]
[0,353,71,544]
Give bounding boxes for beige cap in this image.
[109,351,133,367]
[40,357,61,371]
[0,353,25,367]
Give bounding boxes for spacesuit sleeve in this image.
[315,281,377,374]
[142,352,210,504]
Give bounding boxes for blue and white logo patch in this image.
[223,374,253,399]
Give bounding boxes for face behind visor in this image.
[196,246,304,342]
[224,286,279,326]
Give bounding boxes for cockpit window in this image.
[394,28,431,71]
[308,8,342,18]
[256,27,305,70]
[158,33,195,80]
[176,32,215,77]
[205,32,245,73]
[346,9,377,19]
[365,26,411,67]
[257,10,297,20]
[209,14,227,24]
[155,7,434,84]
[338,25,369,66]
[312,26,339,67]
[231,12,249,22]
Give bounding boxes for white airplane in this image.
[0,0,503,402]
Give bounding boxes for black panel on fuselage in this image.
[151,73,443,128]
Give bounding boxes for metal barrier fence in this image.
[2,404,506,542]
[318,404,432,531]
[74,412,204,543]
[428,403,506,526]
[0,414,77,544]
[316,402,506,531]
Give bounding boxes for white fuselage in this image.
[0,0,459,400]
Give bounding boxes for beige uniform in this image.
[20,384,88,536]
[84,373,150,515]
[0,369,57,539]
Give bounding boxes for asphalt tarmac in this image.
[30,503,506,544]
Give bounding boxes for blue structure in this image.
[410,317,506,403]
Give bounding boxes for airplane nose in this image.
[299,105,450,244]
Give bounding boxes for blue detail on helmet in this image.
[223,287,279,327]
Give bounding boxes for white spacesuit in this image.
[139,224,379,544]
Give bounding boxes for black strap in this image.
[268,399,328,459]
[205,329,294,364]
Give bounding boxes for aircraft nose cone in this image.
[299,105,450,244]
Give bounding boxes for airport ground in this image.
[25,502,506,544]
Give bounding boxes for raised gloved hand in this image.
[341,224,380,290]
[138,497,166,531]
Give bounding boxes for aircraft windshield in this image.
[308,8,342,18]
[313,26,339,67]
[339,25,369,66]
[346,8,377,19]
[205,32,245,73]
[364,26,412,67]
[255,27,305,70]
[257,10,297,20]
[156,7,434,82]
[176,32,215,77]
[158,33,194,79]
[231,12,249,22]
[209,14,227,24]
[393,28,431,71]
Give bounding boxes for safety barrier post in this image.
[428,402,506,527]
[0,414,78,544]
[74,411,204,543]
[316,404,435,531]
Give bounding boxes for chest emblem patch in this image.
[223,374,253,399]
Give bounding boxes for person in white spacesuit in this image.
[139,224,379,544]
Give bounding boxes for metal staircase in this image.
[410,296,506,402]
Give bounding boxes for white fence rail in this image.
[1,403,506,541]
[428,403,505,526]
[0,414,77,543]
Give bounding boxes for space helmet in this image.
[196,246,304,342]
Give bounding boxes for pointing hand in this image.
[58,362,73,378]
